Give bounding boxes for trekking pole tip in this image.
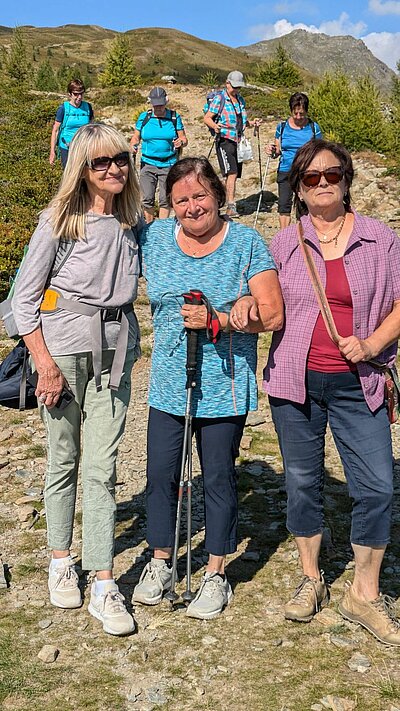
[181,590,195,604]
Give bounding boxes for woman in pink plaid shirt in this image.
[254,139,400,645]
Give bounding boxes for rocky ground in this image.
[1,85,400,711]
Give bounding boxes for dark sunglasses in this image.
[71,91,84,96]
[300,166,343,188]
[89,152,130,172]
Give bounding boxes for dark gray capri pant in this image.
[277,170,293,215]
[140,162,171,210]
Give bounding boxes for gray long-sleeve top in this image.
[13,210,140,356]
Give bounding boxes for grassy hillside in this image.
[0,25,257,84]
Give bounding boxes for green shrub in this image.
[253,45,301,89]
[98,86,145,108]
[242,87,291,120]
[309,72,389,151]
[200,71,221,88]
[0,89,61,299]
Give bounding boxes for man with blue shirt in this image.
[204,71,261,218]
[130,87,188,223]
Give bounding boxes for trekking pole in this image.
[207,136,216,161]
[165,289,203,606]
[254,124,263,192]
[253,155,271,230]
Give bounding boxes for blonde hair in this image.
[47,123,142,240]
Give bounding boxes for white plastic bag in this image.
[237,135,253,163]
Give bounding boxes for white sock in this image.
[50,555,73,571]
[94,578,116,595]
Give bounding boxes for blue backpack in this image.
[203,90,226,136]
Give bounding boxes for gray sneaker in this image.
[48,560,82,609]
[132,559,172,605]
[186,572,233,620]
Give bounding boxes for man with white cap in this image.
[204,71,261,218]
[130,87,188,223]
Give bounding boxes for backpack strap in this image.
[310,120,316,139]
[278,120,287,140]
[51,239,75,278]
[58,101,72,149]
[137,108,153,137]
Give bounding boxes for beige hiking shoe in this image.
[88,581,135,636]
[284,573,329,622]
[48,559,82,609]
[338,582,400,646]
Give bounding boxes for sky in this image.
[1,0,400,70]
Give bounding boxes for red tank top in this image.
[307,257,356,373]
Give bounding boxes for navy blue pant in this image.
[146,407,246,556]
[270,370,393,547]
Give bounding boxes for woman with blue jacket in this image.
[49,78,94,168]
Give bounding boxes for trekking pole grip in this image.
[182,290,203,389]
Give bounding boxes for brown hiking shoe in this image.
[338,582,400,646]
[284,573,329,622]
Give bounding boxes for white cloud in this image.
[369,0,400,15]
[247,12,367,41]
[362,31,400,68]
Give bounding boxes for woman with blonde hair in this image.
[13,122,141,636]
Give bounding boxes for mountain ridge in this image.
[0,25,395,92]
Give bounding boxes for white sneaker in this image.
[132,559,172,605]
[48,559,82,609]
[186,572,233,620]
[88,581,135,636]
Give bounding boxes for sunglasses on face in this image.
[71,91,84,96]
[300,166,343,188]
[89,152,130,172]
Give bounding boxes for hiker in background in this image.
[14,123,142,637]
[132,157,283,619]
[262,139,400,645]
[204,71,262,219]
[130,87,187,224]
[49,78,94,168]
[267,92,322,229]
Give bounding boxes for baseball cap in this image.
[226,71,246,88]
[148,87,167,105]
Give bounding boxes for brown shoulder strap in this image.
[296,221,341,344]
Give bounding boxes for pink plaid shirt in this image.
[263,211,400,412]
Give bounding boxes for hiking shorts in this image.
[216,137,243,179]
[140,163,170,210]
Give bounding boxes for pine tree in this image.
[5,26,29,85]
[309,72,388,151]
[36,61,58,91]
[100,35,141,87]
[255,45,301,88]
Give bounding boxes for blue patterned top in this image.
[139,218,276,417]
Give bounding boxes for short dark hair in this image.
[68,78,85,94]
[289,139,354,216]
[166,157,226,208]
[289,92,309,113]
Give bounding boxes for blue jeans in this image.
[269,370,393,547]
[146,407,246,556]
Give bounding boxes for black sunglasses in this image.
[300,166,343,188]
[89,152,130,172]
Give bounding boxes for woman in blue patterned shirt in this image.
[132,157,283,619]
